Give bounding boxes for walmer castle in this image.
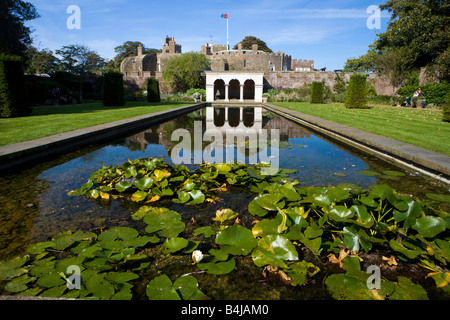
[121,36,394,95]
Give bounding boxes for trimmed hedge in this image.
[102,71,125,106]
[443,93,450,123]
[0,54,30,117]
[147,78,161,102]
[310,82,324,104]
[345,74,368,109]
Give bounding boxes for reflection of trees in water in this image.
[263,117,311,142]
[0,169,49,259]
[121,107,314,155]
[122,110,205,153]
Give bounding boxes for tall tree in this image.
[56,44,106,101]
[0,0,40,58]
[25,46,59,74]
[162,52,210,92]
[113,41,160,70]
[345,0,449,82]
[233,36,273,53]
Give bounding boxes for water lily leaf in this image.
[412,216,447,238]
[163,237,189,254]
[254,193,285,211]
[105,271,139,284]
[285,261,320,286]
[383,170,405,177]
[111,284,133,300]
[143,208,185,238]
[246,166,264,180]
[334,172,347,177]
[214,209,239,224]
[54,255,85,273]
[358,170,380,176]
[131,206,152,220]
[115,180,132,192]
[326,205,354,222]
[153,169,171,182]
[98,227,138,242]
[134,177,153,190]
[88,189,99,199]
[5,274,35,293]
[369,184,393,199]
[39,285,67,298]
[197,258,236,275]
[385,190,410,211]
[359,196,378,208]
[0,256,30,280]
[248,199,268,217]
[390,277,428,300]
[343,226,372,253]
[434,239,450,264]
[215,163,232,174]
[389,239,426,260]
[252,218,280,237]
[124,166,137,178]
[173,275,204,300]
[193,226,215,238]
[351,205,374,228]
[37,271,65,288]
[325,272,391,300]
[311,187,350,207]
[279,183,301,201]
[252,235,299,268]
[425,193,450,203]
[215,225,257,256]
[288,226,323,254]
[188,190,205,205]
[393,200,422,229]
[131,190,148,202]
[174,191,190,204]
[27,241,55,254]
[85,273,115,300]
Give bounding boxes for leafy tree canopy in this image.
[233,36,273,53]
[344,0,449,82]
[24,46,59,74]
[162,52,210,92]
[56,44,106,76]
[0,0,40,57]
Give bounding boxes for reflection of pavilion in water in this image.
[123,107,311,153]
[206,106,262,133]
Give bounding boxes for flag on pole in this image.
[221,14,228,19]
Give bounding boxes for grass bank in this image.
[272,102,450,156]
[0,101,191,146]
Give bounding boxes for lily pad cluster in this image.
[68,158,288,205]
[1,158,449,300]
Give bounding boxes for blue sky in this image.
[27,0,391,70]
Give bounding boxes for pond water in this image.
[0,106,448,263]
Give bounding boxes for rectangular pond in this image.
[0,105,448,300]
[0,106,448,260]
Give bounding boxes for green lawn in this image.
[0,101,191,146]
[272,102,450,156]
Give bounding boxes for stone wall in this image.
[264,71,397,96]
[209,45,291,72]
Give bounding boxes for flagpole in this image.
[227,17,229,51]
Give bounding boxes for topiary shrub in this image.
[421,82,450,106]
[310,81,324,104]
[147,78,161,103]
[345,74,368,109]
[0,54,30,117]
[102,71,125,106]
[443,93,450,123]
